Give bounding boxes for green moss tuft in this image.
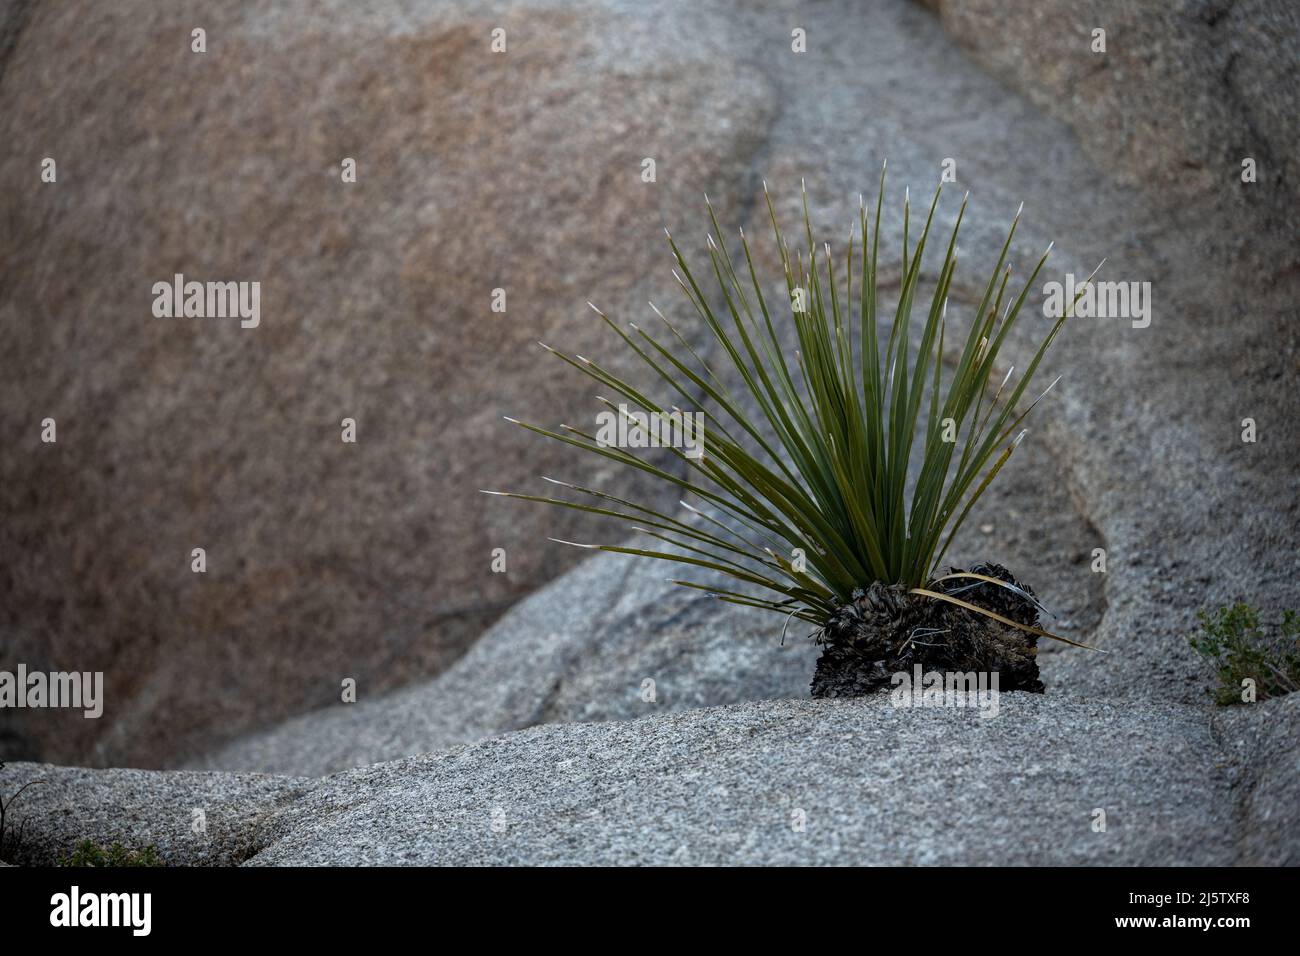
[61,839,163,867]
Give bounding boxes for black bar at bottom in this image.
[0,865,1281,941]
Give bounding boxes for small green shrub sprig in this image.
[1188,603,1300,705]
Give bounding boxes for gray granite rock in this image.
[922,0,1300,203]
[246,694,1242,866]
[0,762,309,866]
[1213,694,1300,865]
[10,693,1294,866]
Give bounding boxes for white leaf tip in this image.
[549,537,600,550]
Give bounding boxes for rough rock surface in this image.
[0,761,308,866]
[922,0,1300,203]
[243,696,1248,866]
[13,695,1293,866]
[1212,692,1300,866]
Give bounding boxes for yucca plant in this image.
[487,168,1099,697]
